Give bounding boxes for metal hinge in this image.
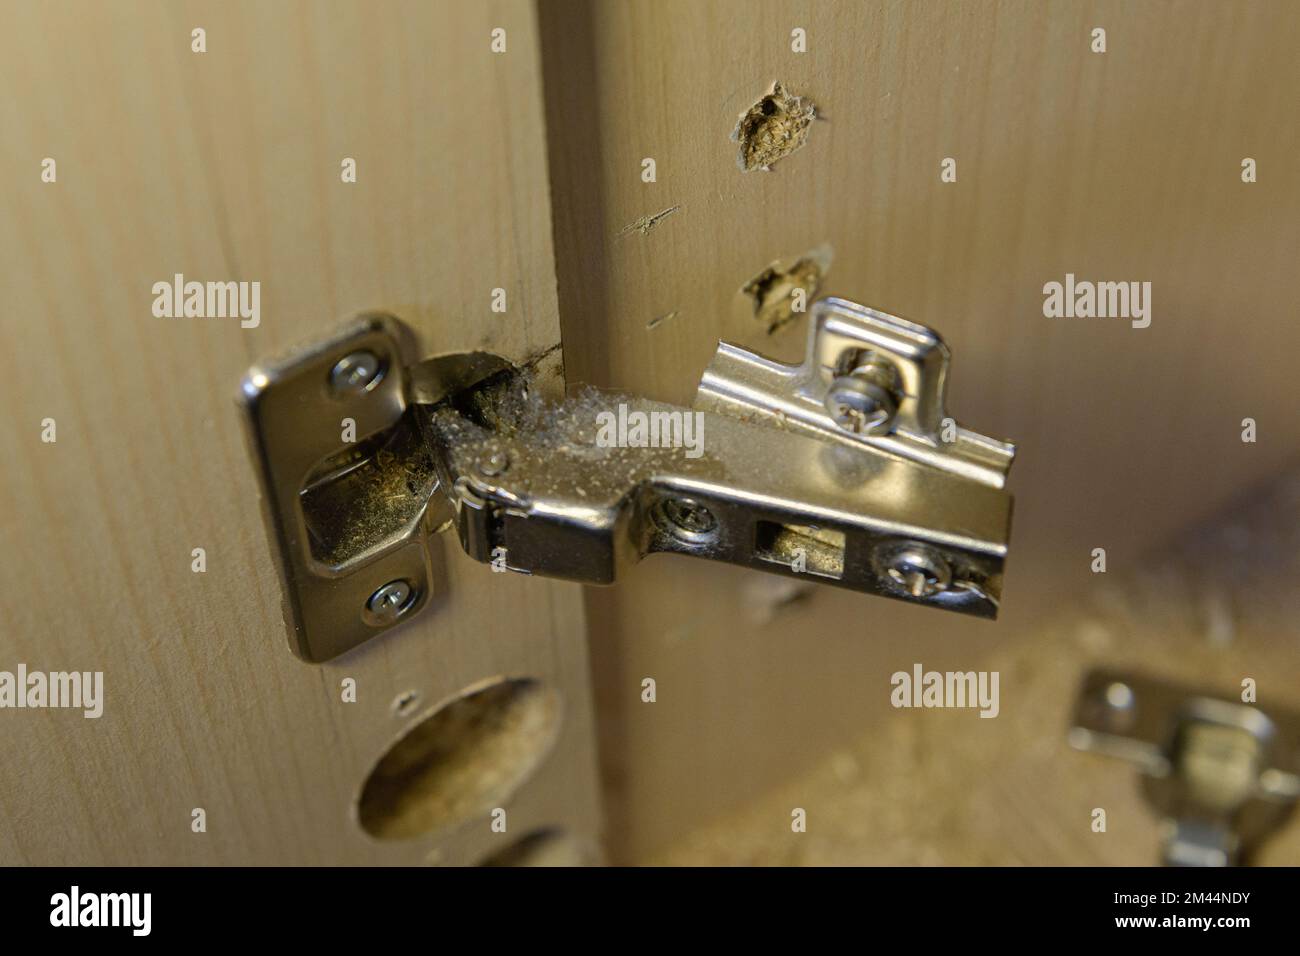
[1070,669,1300,866]
[240,297,1016,662]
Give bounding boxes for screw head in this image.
[878,544,951,597]
[330,350,383,396]
[825,350,901,436]
[826,376,897,434]
[478,451,511,477]
[1104,681,1135,712]
[365,579,416,626]
[657,497,718,543]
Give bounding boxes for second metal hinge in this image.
[1071,669,1300,866]
[241,297,1016,662]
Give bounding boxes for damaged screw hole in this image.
[740,245,831,334]
[731,81,817,172]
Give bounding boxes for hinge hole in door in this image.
[357,677,561,841]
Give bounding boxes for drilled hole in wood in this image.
[357,677,561,840]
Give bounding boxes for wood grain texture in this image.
[0,0,600,865]
[539,0,1300,860]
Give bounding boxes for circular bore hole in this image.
[477,828,588,867]
[357,677,562,841]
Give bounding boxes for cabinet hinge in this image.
[1070,669,1300,866]
[241,298,1016,662]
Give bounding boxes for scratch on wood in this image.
[646,310,680,330]
[522,341,563,369]
[618,205,681,238]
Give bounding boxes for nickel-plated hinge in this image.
[1070,669,1300,866]
[240,297,1016,662]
